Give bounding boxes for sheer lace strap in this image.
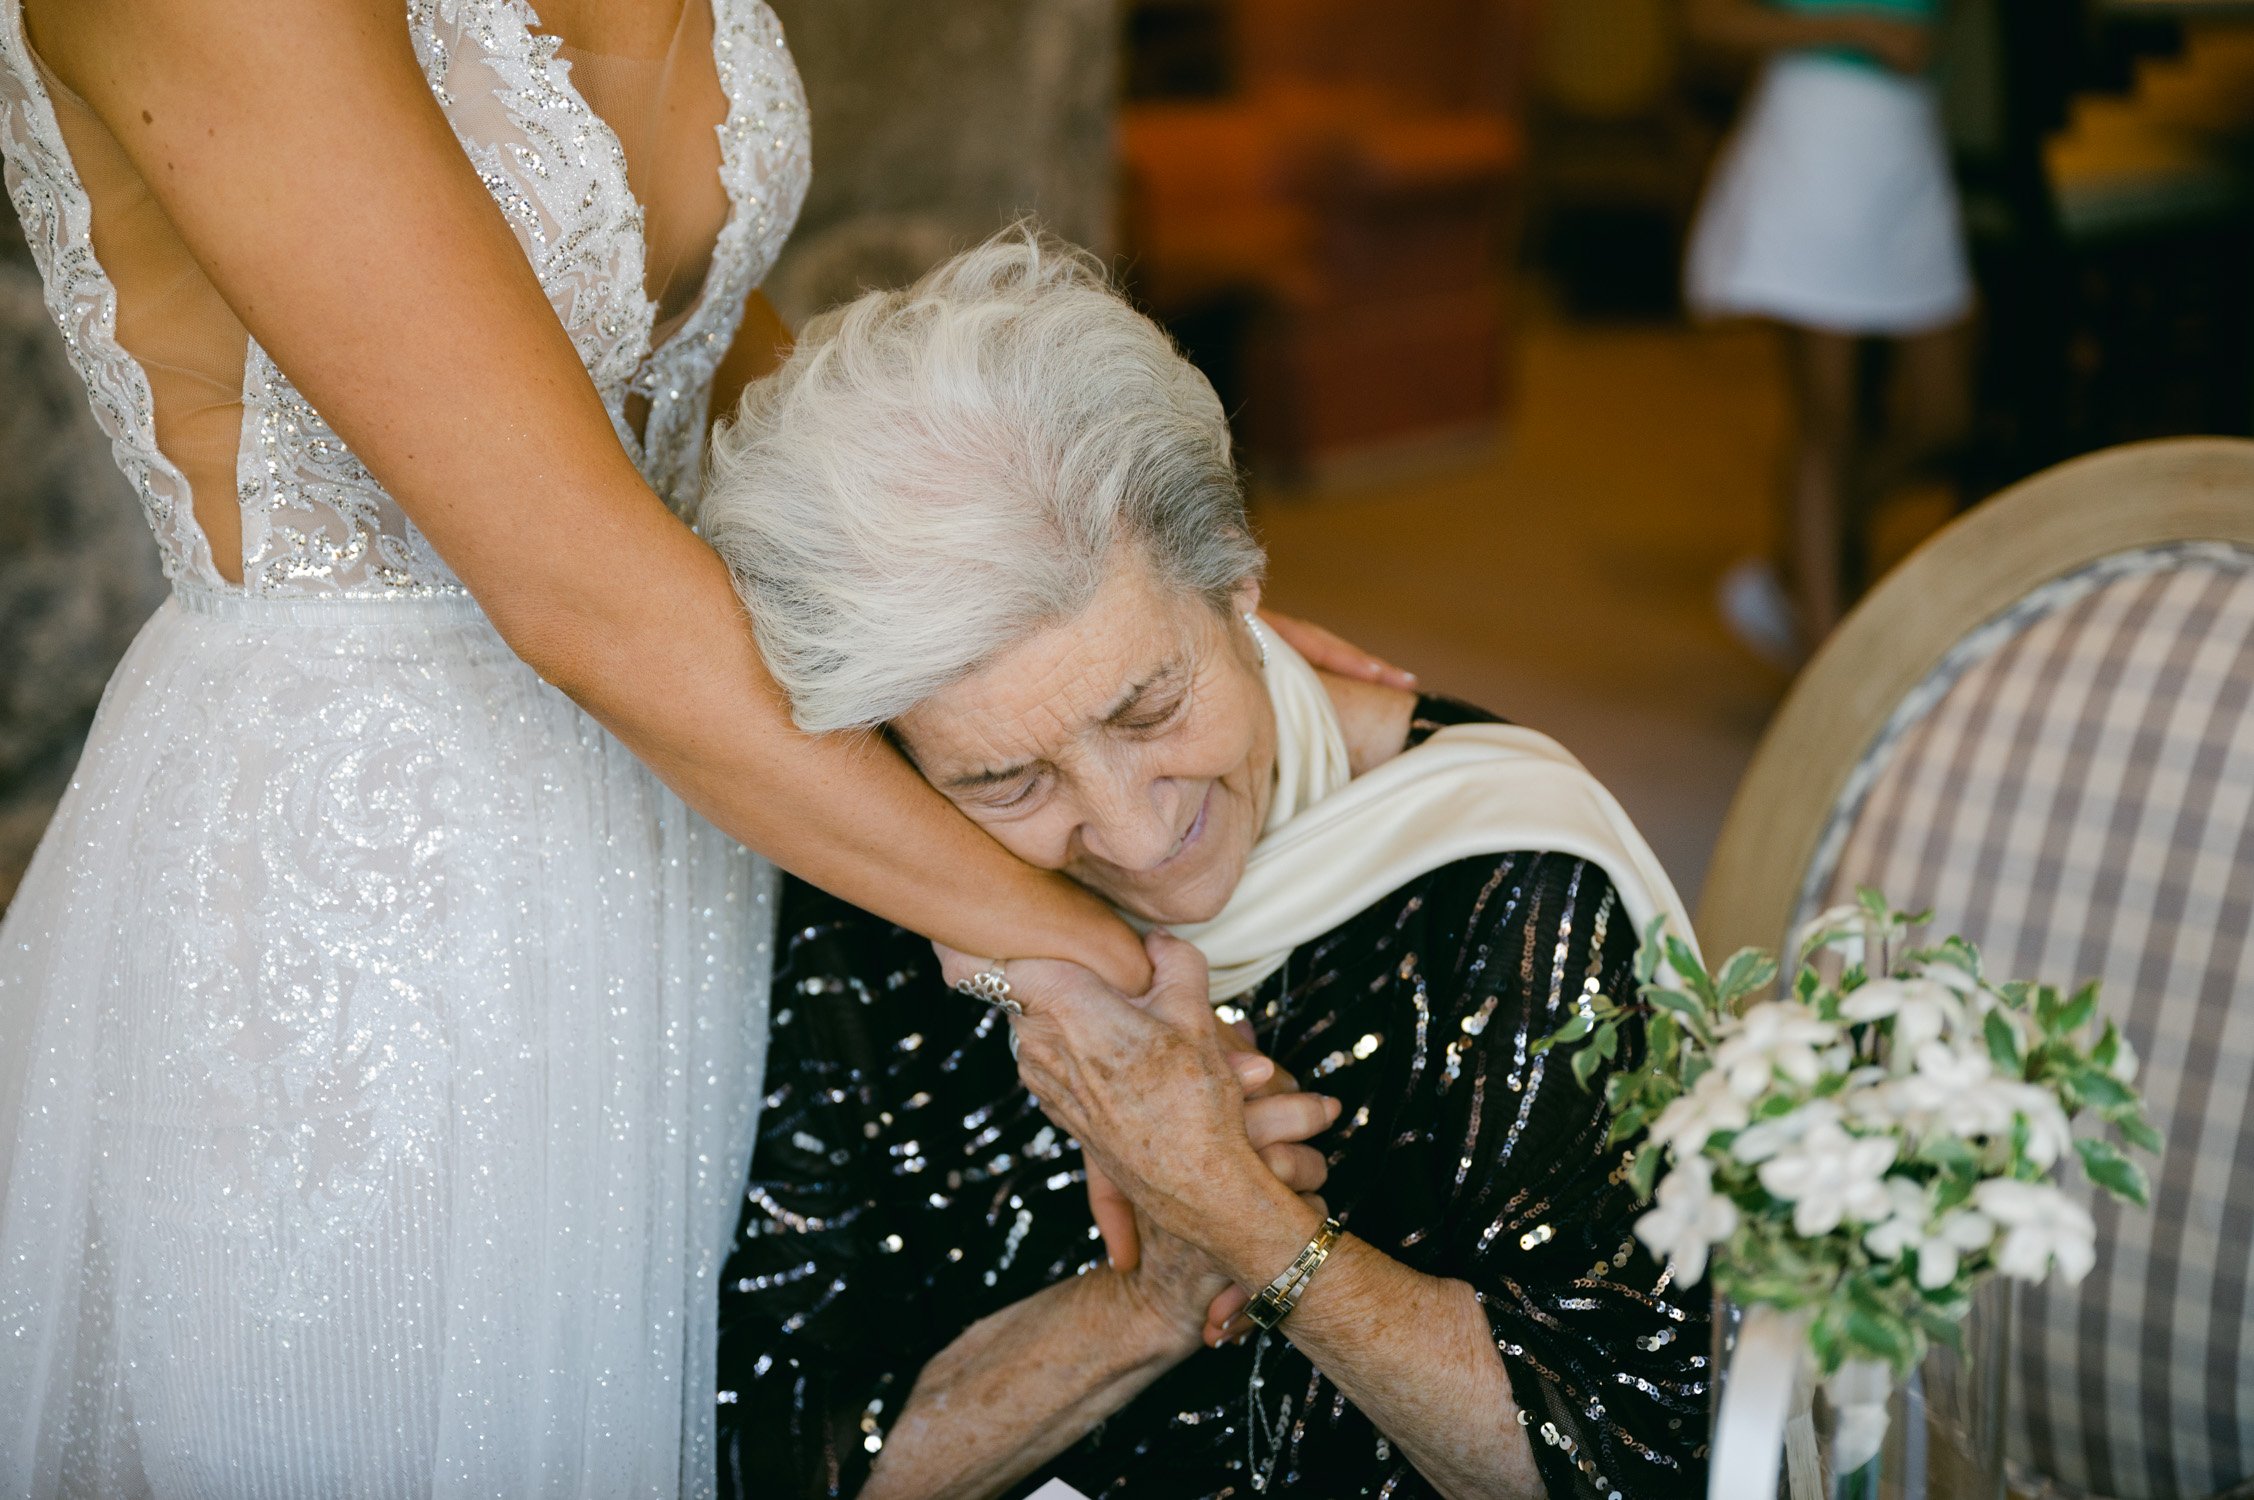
[0,0,224,589]
[635,0,809,512]
[409,0,653,453]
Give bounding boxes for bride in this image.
[0,0,1402,1492]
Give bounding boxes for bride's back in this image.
[0,3,806,1492]
[8,0,806,594]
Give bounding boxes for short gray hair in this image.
[701,227,1266,732]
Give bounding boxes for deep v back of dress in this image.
[0,5,806,1494]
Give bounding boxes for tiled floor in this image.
[1254,311,1800,910]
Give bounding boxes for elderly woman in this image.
[700,234,1708,1499]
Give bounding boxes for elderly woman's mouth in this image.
[1159,787,1213,870]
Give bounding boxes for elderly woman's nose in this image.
[1079,780,1183,870]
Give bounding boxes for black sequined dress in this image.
[716,699,1708,1498]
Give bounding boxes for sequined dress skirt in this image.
[0,587,778,1499]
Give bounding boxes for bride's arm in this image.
[31,0,1149,988]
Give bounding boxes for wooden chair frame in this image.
[1698,436,2254,957]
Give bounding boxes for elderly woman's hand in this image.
[940,934,1337,1291]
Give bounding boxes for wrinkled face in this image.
[893,559,1272,926]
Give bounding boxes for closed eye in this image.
[1113,688,1186,735]
[972,771,1048,813]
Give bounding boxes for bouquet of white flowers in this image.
[1538,891,2158,1492]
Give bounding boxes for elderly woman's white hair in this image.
[701,226,1266,732]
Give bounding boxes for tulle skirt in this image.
[1685,53,1973,336]
[0,587,776,1498]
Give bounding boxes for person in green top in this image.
[1685,0,1973,664]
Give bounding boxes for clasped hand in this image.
[936,931,1336,1348]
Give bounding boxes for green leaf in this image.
[1844,1305,1914,1368]
[2077,1137,2151,1207]
[1571,1042,1604,1091]
[1531,1009,1594,1056]
[1926,936,1983,981]
[2035,984,2063,1031]
[2090,1020,2123,1071]
[1666,936,1718,1004]
[2055,981,2100,1037]
[1608,1103,1654,1148]
[1634,915,1669,984]
[1647,1014,1681,1074]
[1808,1308,1844,1374]
[1645,986,1712,1039]
[1627,1147,1662,1202]
[2072,1068,2138,1113]
[2114,1112,2165,1155]
[1984,1010,2023,1073]
[1594,1018,1621,1061]
[1916,1303,1969,1352]
[1716,947,1780,1004]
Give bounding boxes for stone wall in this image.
[0,222,167,906]
[760,0,1120,324]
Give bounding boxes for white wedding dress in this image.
[0,2,807,1494]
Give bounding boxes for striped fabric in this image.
[1797,543,2254,1500]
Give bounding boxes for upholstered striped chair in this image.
[1702,438,2254,1500]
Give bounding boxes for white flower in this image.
[2109,1033,2139,1085]
[1729,1098,1843,1165]
[1840,1068,1904,1130]
[1973,1178,2097,1284]
[1713,1002,1839,1099]
[1863,1177,1995,1289]
[1756,1121,1898,1237]
[1634,1156,1740,1286]
[1840,977,1965,1065]
[1887,1041,2016,1139]
[1826,1359,1897,1474]
[1647,1069,1751,1156]
[1995,1083,2075,1169]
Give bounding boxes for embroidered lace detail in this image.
[4,0,807,599]
[0,2,223,589]
[636,0,810,510]
[237,344,464,595]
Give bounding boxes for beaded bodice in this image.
[0,0,809,598]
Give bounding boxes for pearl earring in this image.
[1243,612,1268,668]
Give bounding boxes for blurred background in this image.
[7,0,2254,909]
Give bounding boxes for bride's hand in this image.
[1258,610,1417,691]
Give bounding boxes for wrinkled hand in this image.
[1082,1011,1286,1273]
[1114,1203,1234,1358]
[934,934,1335,1302]
[1090,1010,1289,1272]
[1259,609,1416,690]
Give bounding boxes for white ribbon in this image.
[1711,1307,1894,1499]
[1710,1304,1811,1500]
